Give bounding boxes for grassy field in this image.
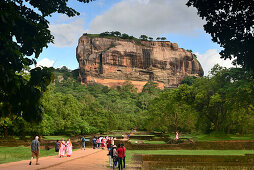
[165,133,254,141]
[126,150,254,163]
[43,136,70,141]
[0,146,56,164]
[129,139,166,144]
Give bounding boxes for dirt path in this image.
[0,148,109,170]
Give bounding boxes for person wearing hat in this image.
[29,136,40,165]
[112,145,118,169]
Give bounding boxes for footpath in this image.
[0,148,108,170]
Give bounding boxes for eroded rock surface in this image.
[76,35,203,91]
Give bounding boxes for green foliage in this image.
[147,85,197,133]
[180,76,197,86]
[1,65,253,136]
[139,35,148,41]
[187,0,254,70]
[0,0,94,124]
[161,37,167,41]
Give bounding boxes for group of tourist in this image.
[108,143,126,170]
[28,135,126,168]
[91,136,117,150]
[55,138,73,157]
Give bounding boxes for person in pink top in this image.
[59,139,66,158]
[101,137,106,149]
[96,137,100,148]
[66,139,72,157]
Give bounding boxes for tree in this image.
[147,85,197,133]
[121,33,130,39]
[111,31,121,37]
[148,37,153,41]
[187,0,254,70]
[142,81,160,94]
[139,35,148,41]
[0,0,94,123]
[156,37,161,41]
[161,37,167,41]
[180,76,197,86]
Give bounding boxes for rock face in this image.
[76,35,204,92]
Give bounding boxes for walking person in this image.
[66,139,72,157]
[97,137,100,148]
[93,136,97,149]
[59,138,66,157]
[108,145,113,167]
[176,131,179,141]
[112,145,118,169]
[81,136,86,150]
[55,140,60,156]
[107,137,112,150]
[29,136,40,165]
[101,137,106,149]
[117,144,123,170]
[121,143,126,168]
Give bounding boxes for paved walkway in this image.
[0,148,108,170]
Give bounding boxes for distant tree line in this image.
[84,31,168,42]
[1,65,253,137]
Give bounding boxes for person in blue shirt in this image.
[81,136,86,150]
[92,136,97,149]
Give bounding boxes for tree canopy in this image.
[187,0,254,70]
[0,0,94,122]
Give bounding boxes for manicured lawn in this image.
[129,139,166,144]
[165,133,254,141]
[0,146,55,164]
[43,136,69,141]
[131,135,154,137]
[126,150,254,163]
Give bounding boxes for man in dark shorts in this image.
[55,140,60,156]
[29,136,40,165]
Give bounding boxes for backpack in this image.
[81,137,85,142]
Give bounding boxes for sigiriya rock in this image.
[76,34,204,92]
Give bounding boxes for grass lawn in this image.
[131,135,154,137]
[129,139,166,144]
[165,133,254,141]
[43,136,69,141]
[0,146,55,164]
[126,150,254,163]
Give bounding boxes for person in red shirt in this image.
[121,144,126,168]
[116,144,123,170]
[107,138,112,150]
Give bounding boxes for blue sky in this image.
[37,0,233,75]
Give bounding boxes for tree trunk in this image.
[3,126,8,138]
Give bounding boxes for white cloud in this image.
[88,0,205,37]
[49,17,85,47]
[196,49,234,76]
[36,58,55,68]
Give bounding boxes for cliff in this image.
[76,35,204,91]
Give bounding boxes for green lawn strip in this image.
[0,146,79,164]
[161,133,254,141]
[131,135,154,137]
[43,136,69,141]
[126,150,254,164]
[129,139,165,144]
[0,146,56,164]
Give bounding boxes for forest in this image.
[1,65,253,138]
